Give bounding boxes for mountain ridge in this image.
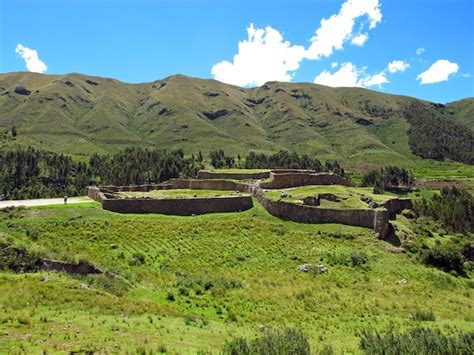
[0,72,472,167]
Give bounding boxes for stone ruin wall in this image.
[259,172,350,189]
[167,179,250,192]
[86,182,253,215]
[102,195,253,215]
[381,198,413,218]
[196,171,271,180]
[254,189,390,238]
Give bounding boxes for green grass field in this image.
[264,185,396,209]
[0,202,472,353]
[118,189,246,199]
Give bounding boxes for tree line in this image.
[361,166,414,193]
[415,186,473,234]
[209,149,345,176]
[0,147,204,200]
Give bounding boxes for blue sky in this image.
[1,0,473,103]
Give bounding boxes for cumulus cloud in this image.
[306,0,382,59]
[314,62,388,88]
[360,72,389,87]
[211,0,382,86]
[388,60,409,73]
[331,62,338,68]
[15,44,47,73]
[417,59,459,84]
[351,33,368,46]
[416,47,425,56]
[211,24,305,86]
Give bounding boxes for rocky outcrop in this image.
[38,259,103,275]
[202,109,229,120]
[14,86,31,95]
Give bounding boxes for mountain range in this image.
[0,72,472,168]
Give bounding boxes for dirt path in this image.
[0,197,93,209]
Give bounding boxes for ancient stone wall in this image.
[97,184,172,193]
[87,186,106,203]
[254,189,389,237]
[197,170,271,180]
[381,198,413,218]
[167,179,250,192]
[259,172,350,189]
[102,195,253,215]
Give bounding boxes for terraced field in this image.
[0,202,472,353]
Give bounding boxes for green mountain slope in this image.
[447,98,474,130]
[0,72,472,167]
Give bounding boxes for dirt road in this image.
[0,197,93,209]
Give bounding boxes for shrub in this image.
[411,310,435,321]
[129,252,146,266]
[359,327,474,354]
[222,328,310,354]
[422,245,466,276]
[351,251,369,267]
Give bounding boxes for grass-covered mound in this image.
[0,202,472,353]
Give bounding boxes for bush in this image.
[129,252,146,266]
[359,327,474,354]
[422,245,466,276]
[411,310,435,321]
[222,328,310,355]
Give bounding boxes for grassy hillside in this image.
[1,202,473,353]
[1,72,472,168]
[447,98,474,130]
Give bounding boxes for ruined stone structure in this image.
[253,188,390,238]
[101,195,252,215]
[197,170,271,180]
[87,183,252,215]
[87,170,410,239]
[259,172,350,189]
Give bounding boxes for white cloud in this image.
[314,63,361,87]
[313,62,388,88]
[388,60,409,73]
[360,72,388,87]
[351,33,368,46]
[15,44,47,73]
[331,62,338,68]
[306,0,382,59]
[416,47,425,56]
[417,59,459,84]
[211,0,382,86]
[211,24,305,86]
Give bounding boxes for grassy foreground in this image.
[0,202,472,353]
